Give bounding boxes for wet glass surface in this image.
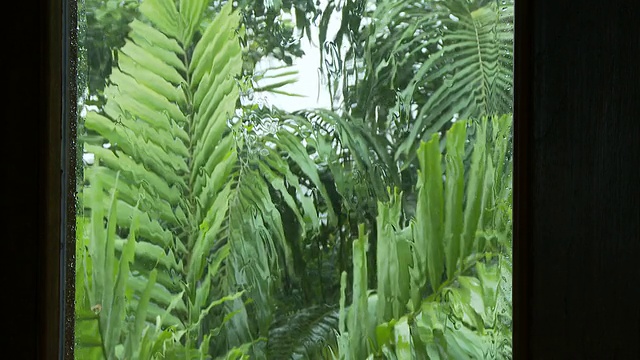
[73,0,514,358]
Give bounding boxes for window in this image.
[67,0,515,358]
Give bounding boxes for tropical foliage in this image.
[75,0,514,358]
[335,115,512,359]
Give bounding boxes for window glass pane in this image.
[73,0,514,358]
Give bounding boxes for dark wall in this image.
[10,1,73,356]
[530,0,640,358]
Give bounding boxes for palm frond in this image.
[393,0,514,160]
[334,0,513,164]
[252,64,304,97]
[77,1,256,357]
[267,305,340,359]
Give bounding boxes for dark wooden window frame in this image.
[43,0,78,358]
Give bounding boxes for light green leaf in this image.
[139,0,181,39]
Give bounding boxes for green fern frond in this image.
[77,1,256,358]
[267,305,340,359]
[394,0,514,160]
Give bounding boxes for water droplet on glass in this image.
[246,134,256,146]
[83,153,95,165]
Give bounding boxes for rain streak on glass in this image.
[72,0,514,358]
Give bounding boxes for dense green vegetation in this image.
[74,0,514,358]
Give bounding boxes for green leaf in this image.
[443,121,466,278]
[189,1,241,88]
[393,317,413,360]
[128,269,157,356]
[376,190,413,323]
[139,0,181,39]
[179,0,210,46]
[128,19,184,55]
[277,130,338,225]
[119,41,185,85]
[267,305,339,359]
[348,224,369,357]
[414,134,445,292]
[461,118,488,258]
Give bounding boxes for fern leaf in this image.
[395,1,514,160]
[267,305,340,359]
